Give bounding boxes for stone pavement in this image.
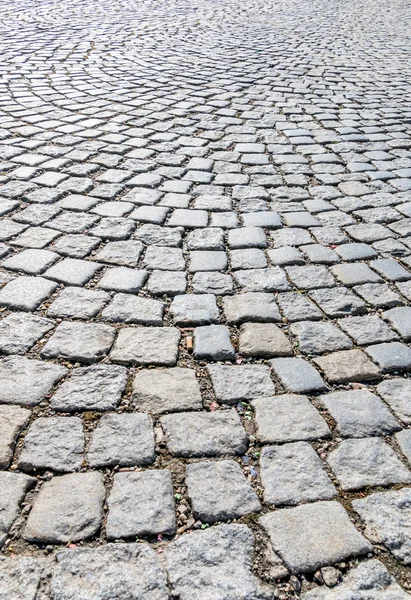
[1,0,411,597]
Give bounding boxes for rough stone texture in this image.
[303,559,411,599]
[0,356,67,406]
[87,413,155,467]
[270,358,327,393]
[194,325,235,361]
[24,472,105,543]
[313,350,381,383]
[18,417,85,473]
[110,327,180,365]
[169,294,219,326]
[51,543,169,600]
[0,556,48,600]
[41,321,116,363]
[290,321,352,355]
[207,364,275,403]
[0,472,36,547]
[239,322,293,357]
[320,389,401,437]
[165,524,273,600]
[377,378,411,423]
[0,312,54,354]
[260,501,372,574]
[186,459,261,522]
[106,470,176,539]
[160,409,248,457]
[132,367,202,414]
[223,292,281,324]
[260,442,336,506]
[51,364,128,411]
[353,488,411,565]
[252,395,330,443]
[328,437,411,490]
[0,405,31,468]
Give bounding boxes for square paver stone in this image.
[97,267,148,293]
[382,307,411,341]
[365,342,411,372]
[328,437,411,491]
[0,472,36,547]
[270,358,327,393]
[44,258,101,286]
[313,350,380,383]
[2,248,59,275]
[377,378,411,423]
[290,321,352,355]
[223,292,281,324]
[259,501,372,574]
[170,294,219,326]
[239,322,293,357]
[252,395,330,443]
[47,287,110,319]
[0,356,67,406]
[165,524,272,600]
[353,488,411,565]
[0,405,30,469]
[338,315,398,345]
[41,321,116,363]
[18,417,84,473]
[50,364,127,412]
[24,472,105,543]
[101,294,164,325]
[0,555,48,600]
[0,312,54,354]
[87,413,155,467]
[0,276,57,311]
[331,264,382,287]
[194,325,235,361]
[308,287,366,318]
[320,389,401,437]
[132,368,202,414]
[186,460,261,523]
[207,364,275,403]
[106,470,176,539]
[260,442,336,506]
[160,409,248,457]
[110,327,180,366]
[51,543,169,600]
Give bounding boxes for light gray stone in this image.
[194,325,235,361]
[270,358,327,393]
[233,267,290,292]
[165,524,273,600]
[132,368,202,414]
[377,378,411,423]
[24,472,105,543]
[338,315,398,345]
[41,321,116,363]
[0,472,36,547]
[51,543,169,600]
[365,342,411,372]
[252,394,330,443]
[18,417,84,473]
[0,356,67,406]
[353,489,411,565]
[97,267,148,292]
[186,460,261,522]
[303,559,410,599]
[106,470,176,539]
[239,322,293,357]
[160,409,247,457]
[101,294,164,325]
[170,294,219,326]
[0,276,57,311]
[260,501,371,574]
[208,364,275,403]
[290,321,352,355]
[260,442,336,506]
[0,405,30,469]
[110,327,180,366]
[328,437,411,491]
[313,350,380,383]
[87,413,155,467]
[0,556,48,600]
[0,312,54,355]
[51,364,127,411]
[321,389,401,437]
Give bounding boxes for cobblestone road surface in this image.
[1,0,411,597]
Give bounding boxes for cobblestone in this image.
[1,0,411,593]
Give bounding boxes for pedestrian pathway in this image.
[1,0,411,597]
